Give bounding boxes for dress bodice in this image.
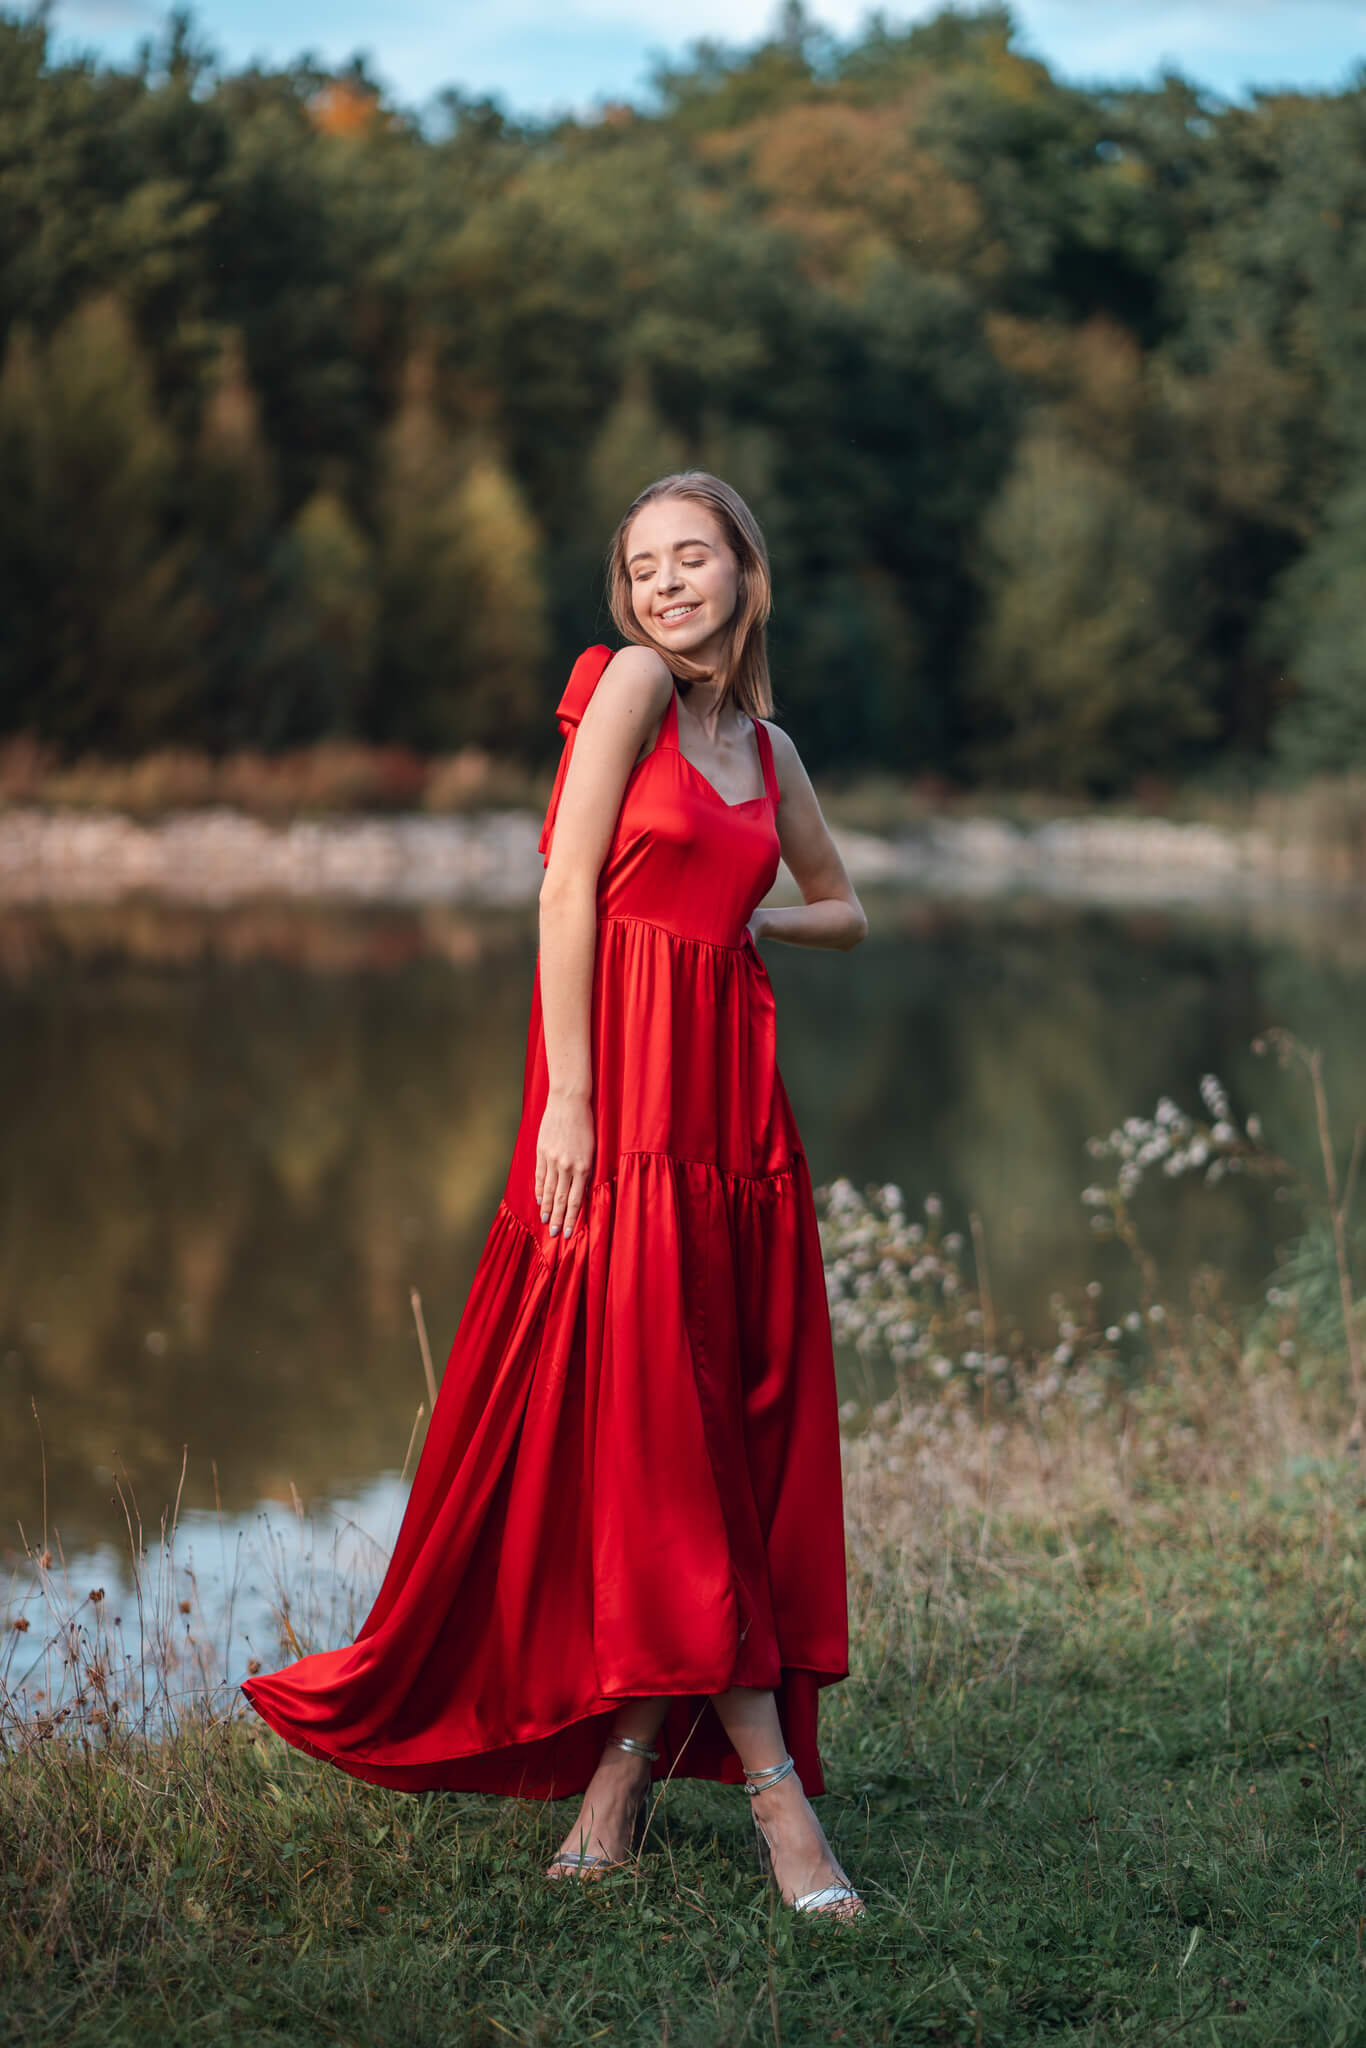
[538,645,781,950]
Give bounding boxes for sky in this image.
[43,1,1366,116]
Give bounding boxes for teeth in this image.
[660,605,697,620]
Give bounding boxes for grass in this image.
[4,1394,1365,2047]
[4,1038,1366,2044]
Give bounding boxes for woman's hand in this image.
[535,1086,595,1238]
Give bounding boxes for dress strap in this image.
[753,716,779,808]
[657,683,681,752]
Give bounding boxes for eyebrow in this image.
[626,538,716,568]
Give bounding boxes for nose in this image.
[657,560,684,593]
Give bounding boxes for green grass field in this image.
[6,1444,1365,2048]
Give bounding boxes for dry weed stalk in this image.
[1254,1029,1365,1443]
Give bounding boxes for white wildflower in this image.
[1200,1074,1231,1120]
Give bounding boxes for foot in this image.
[749,1772,865,1919]
[546,1741,653,1879]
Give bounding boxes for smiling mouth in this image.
[656,603,701,625]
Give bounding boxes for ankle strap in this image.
[609,1734,659,1761]
[743,1753,796,1795]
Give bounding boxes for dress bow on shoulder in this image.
[538,644,616,860]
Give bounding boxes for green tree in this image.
[371,342,545,749]
[186,326,285,748]
[254,487,376,740]
[441,449,548,746]
[0,292,196,751]
[586,369,688,535]
[1264,477,1366,774]
[965,423,1215,791]
[0,4,1364,788]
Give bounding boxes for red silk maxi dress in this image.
[241,646,850,1798]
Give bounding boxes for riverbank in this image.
[4,1372,1363,2048]
[3,735,1364,907]
[1,796,1362,909]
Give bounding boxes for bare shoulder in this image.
[596,642,674,714]
[569,643,674,778]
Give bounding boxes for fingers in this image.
[562,1163,590,1239]
[543,1154,592,1238]
[546,1166,569,1237]
[536,1106,593,1238]
[544,1162,578,1237]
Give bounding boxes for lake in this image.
[2,883,1362,1700]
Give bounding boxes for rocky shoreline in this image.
[0,802,1354,907]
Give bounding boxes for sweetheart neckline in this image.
[626,745,771,810]
[671,748,771,810]
[662,684,771,810]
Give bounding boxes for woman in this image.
[242,472,868,1919]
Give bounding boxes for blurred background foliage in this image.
[2,0,1364,793]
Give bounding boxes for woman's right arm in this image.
[535,645,673,1239]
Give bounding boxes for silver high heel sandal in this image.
[744,1754,865,1917]
[544,1734,658,1879]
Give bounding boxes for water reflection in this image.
[2,889,1362,1561]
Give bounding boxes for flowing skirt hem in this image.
[239,1662,846,1799]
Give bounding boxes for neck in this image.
[672,630,734,710]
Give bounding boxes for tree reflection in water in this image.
[2,891,1363,1558]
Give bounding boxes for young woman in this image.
[242,472,869,1919]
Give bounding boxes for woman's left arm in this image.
[749,721,868,953]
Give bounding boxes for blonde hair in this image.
[605,471,774,718]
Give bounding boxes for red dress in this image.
[241,646,849,1798]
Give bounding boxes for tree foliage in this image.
[0,4,1363,788]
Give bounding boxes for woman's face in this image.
[624,497,740,669]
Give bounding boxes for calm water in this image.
[3,886,1364,1614]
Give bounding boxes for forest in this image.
[1,1,1363,793]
